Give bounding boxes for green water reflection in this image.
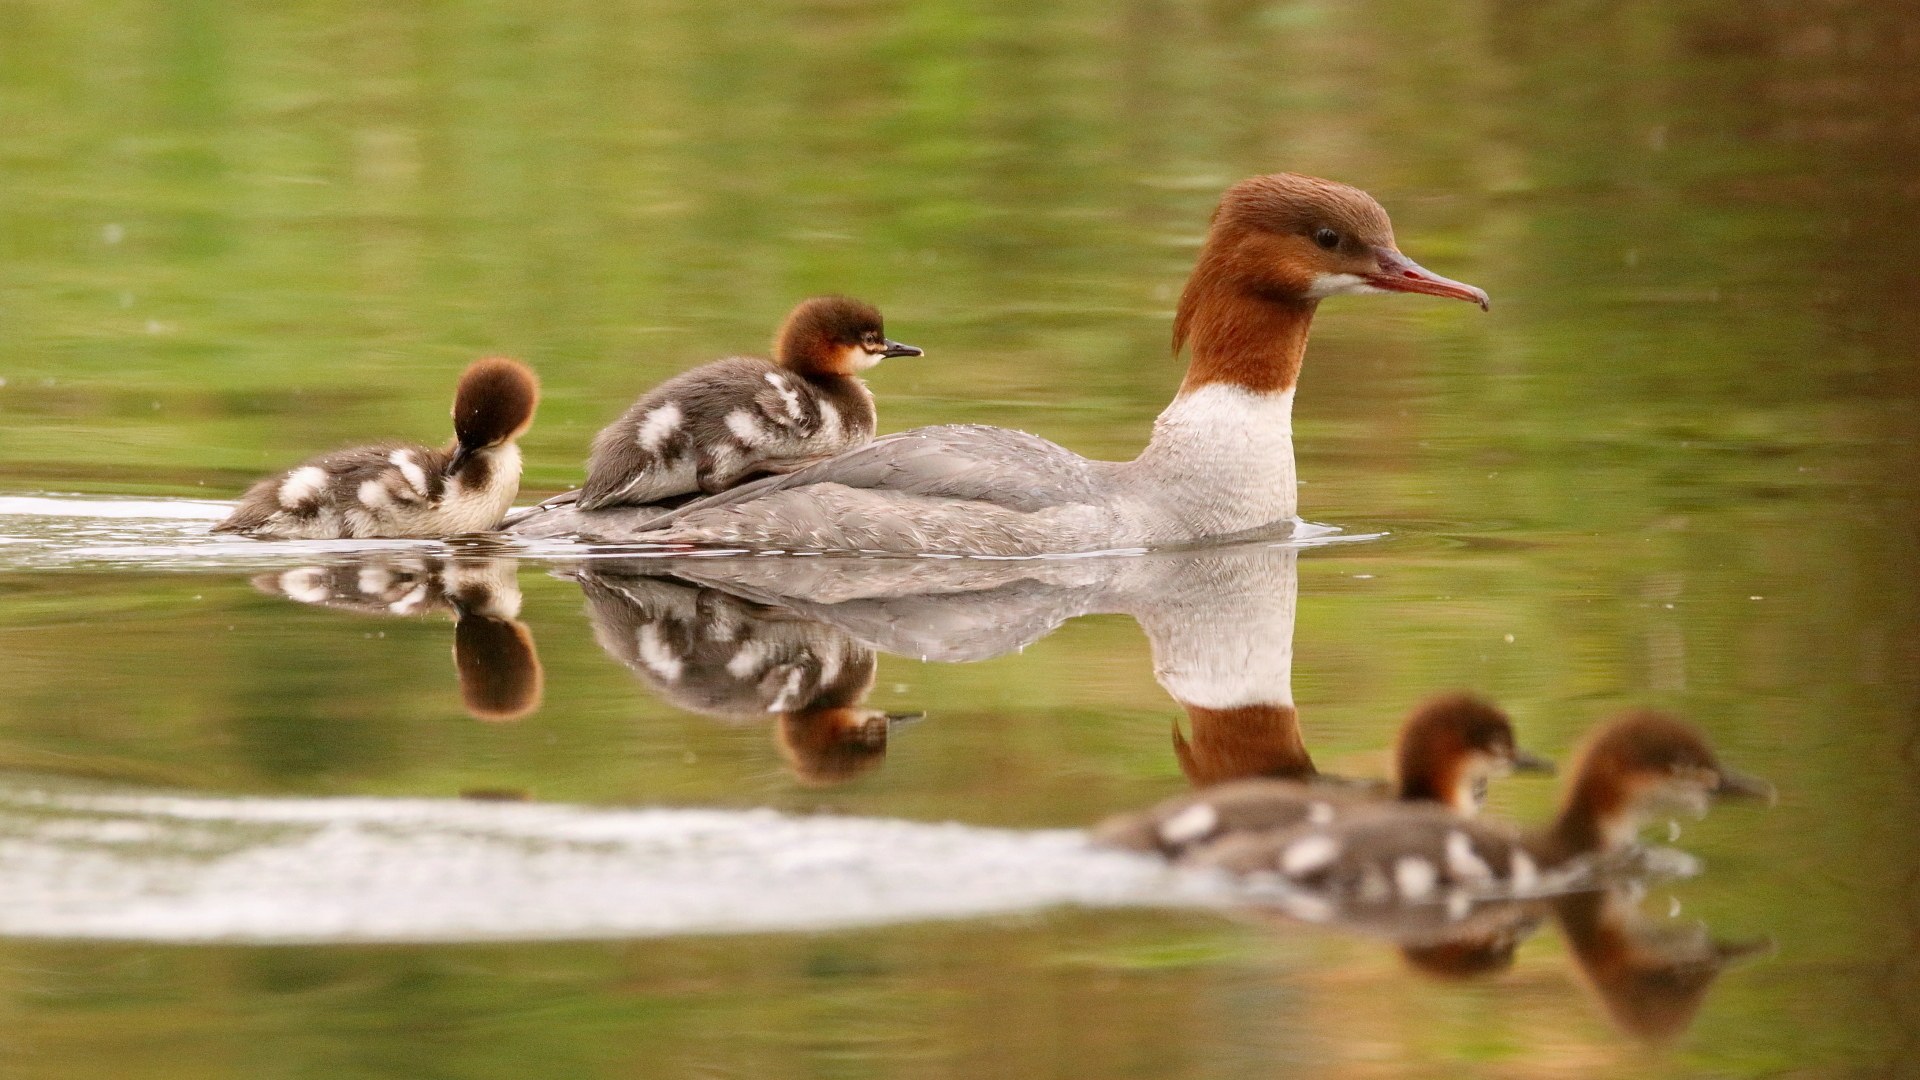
[3,0,1919,1077]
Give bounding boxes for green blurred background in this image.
[2,0,1918,1077]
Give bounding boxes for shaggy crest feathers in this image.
[1170,173,1476,395]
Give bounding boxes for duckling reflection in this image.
[568,543,1306,785]
[550,544,1767,1040]
[254,556,543,721]
[572,564,921,784]
[1554,886,1771,1042]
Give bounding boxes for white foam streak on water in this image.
[0,495,233,520]
[0,494,464,570]
[0,495,1382,569]
[0,782,1207,943]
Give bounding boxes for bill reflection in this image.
[254,555,543,722]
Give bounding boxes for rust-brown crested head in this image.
[451,357,540,451]
[1174,173,1487,355]
[774,295,922,376]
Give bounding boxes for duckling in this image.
[568,295,921,511]
[1092,693,1553,857]
[213,357,539,539]
[1189,710,1772,906]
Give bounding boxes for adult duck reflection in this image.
[591,544,1770,1042]
[254,556,543,721]
[570,564,922,784]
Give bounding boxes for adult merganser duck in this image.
[1092,693,1552,857]
[214,357,539,539]
[1188,711,1772,903]
[562,295,921,513]
[519,173,1485,553]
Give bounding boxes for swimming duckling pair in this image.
[1095,693,1554,857]
[1099,706,1770,908]
[216,296,917,540]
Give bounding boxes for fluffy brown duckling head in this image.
[773,296,922,377]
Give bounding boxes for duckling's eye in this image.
[1313,228,1341,251]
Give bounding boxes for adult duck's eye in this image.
[1313,228,1340,250]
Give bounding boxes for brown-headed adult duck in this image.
[528,173,1485,553]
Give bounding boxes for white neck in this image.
[1124,384,1298,538]
[1124,546,1298,710]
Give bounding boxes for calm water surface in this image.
[2,1,1918,1077]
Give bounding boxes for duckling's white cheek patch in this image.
[636,403,683,451]
[278,466,329,509]
[1304,273,1388,299]
[1157,803,1219,846]
[847,347,885,371]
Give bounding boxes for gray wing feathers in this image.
[648,425,1102,523]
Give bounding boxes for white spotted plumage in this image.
[635,624,684,683]
[388,449,430,498]
[1281,834,1343,876]
[278,466,329,509]
[1393,856,1438,900]
[1157,803,1220,846]
[637,403,684,451]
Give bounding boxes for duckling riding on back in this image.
[569,295,921,512]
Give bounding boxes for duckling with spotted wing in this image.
[1092,693,1553,858]
[1190,711,1773,903]
[214,357,539,539]
[566,296,921,513]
